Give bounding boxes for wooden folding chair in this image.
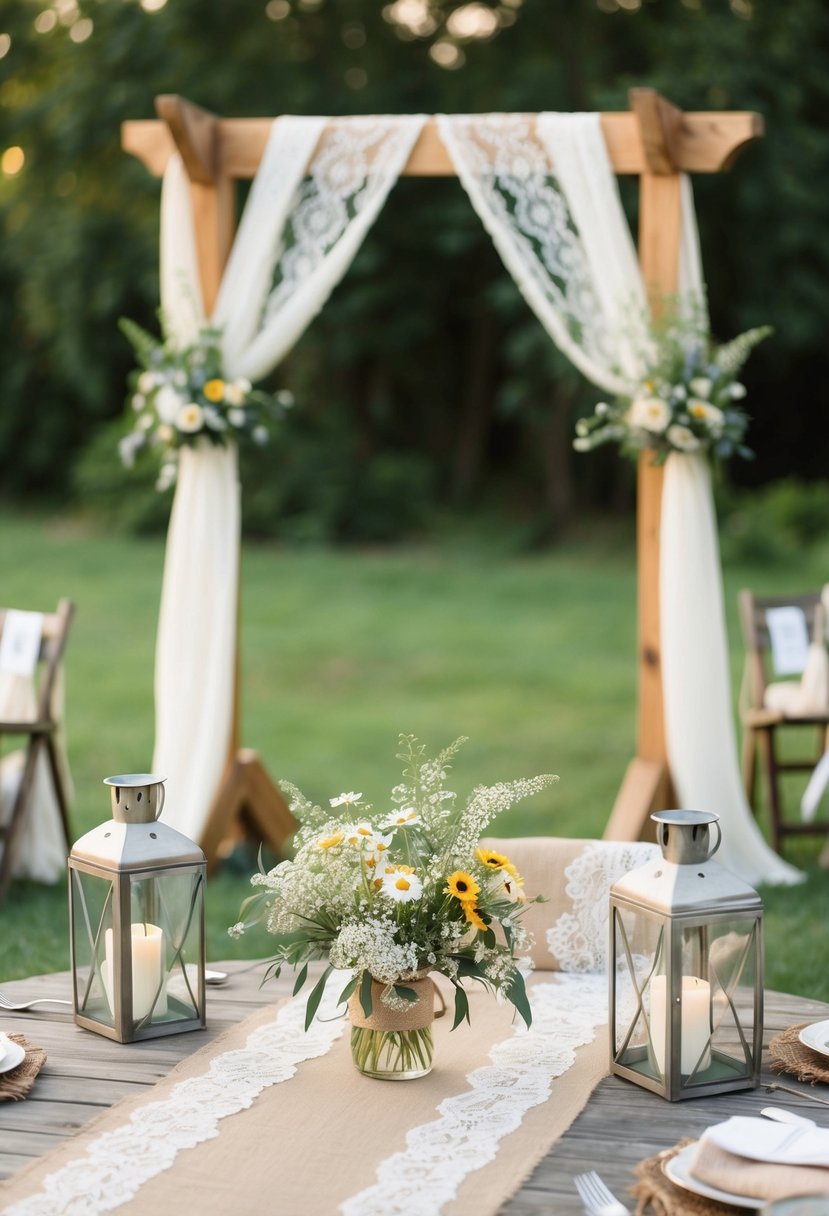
[0,598,74,901]
[738,588,829,854]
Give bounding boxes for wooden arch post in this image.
[123,91,762,867]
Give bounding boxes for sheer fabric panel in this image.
[153,117,425,840]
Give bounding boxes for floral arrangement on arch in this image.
[118,317,293,491]
[574,304,771,463]
[230,734,557,1033]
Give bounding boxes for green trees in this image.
[1,0,826,537]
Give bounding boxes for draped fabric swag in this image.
[153,109,798,886]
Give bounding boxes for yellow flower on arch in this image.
[204,378,225,403]
[445,871,480,902]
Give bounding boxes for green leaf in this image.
[506,968,532,1029]
[359,969,374,1019]
[482,927,496,948]
[392,984,418,1003]
[303,965,333,1032]
[337,975,359,1007]
[292,962,309,996]
[451,984,470,1031]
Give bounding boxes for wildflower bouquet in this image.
[231,736,557,1054]
[574,306,771,464]
[118,317,293,490]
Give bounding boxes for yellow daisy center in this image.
[318,832,344,849]
[204,379,225,402]
[395,877,412,891]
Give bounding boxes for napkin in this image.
[691,1117,829,1203]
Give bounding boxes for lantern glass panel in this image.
[706,917,760,1082]
[70,867,115,1028]
[131,869,204,1023]
[612,904,665,1083]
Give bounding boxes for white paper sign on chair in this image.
[766,606,810,677]
[0,611,43,679]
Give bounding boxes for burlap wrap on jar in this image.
[347,974,438,1032]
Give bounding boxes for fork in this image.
[0,992,72,1012]
[573,1171,631,1216]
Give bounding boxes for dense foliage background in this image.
[1,0,827,541]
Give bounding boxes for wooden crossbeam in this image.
[123,96,762,182]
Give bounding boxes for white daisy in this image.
[730,382,747,399]
[156,385,186,424]
[689,376,712,398]
[667,424,701,452]
[687,399,725,434]
[381,869,423,903]
[383,808,420,828]
[177,403,205,433]
[627,396,670,434]
[330,791,363,808]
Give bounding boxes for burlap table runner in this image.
[0,1033,47,1101]
[770,1023,829,1086]
[0,976,609,1215]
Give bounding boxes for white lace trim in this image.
[339,973,608,1216]
[546,840,659,973]
[6,986,346,1216]
[438,113,645,396]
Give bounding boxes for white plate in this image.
[799,1020,829,1060]
[0,1037,26,1075]
[663,1143,760,1211]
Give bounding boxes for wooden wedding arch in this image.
[123,90,762,869]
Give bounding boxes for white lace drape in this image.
[154,116,425,841]
[546,840,658,971]
[440,112,799,886]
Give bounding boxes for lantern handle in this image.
[707,819,722,859]
[153,782,166,821]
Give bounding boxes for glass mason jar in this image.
[348,973,438,1080]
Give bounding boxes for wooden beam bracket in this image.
[154,94,219,185]
[629,87,683,176]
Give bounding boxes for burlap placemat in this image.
[632,1139,747,1215]
[770,1023,829,1086]
[0,1033,47,1101]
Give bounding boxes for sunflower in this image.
[445,871,480,901]
[475,847,522,883]
[462,901,487,933]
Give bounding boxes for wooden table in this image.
[2,964,828,1213]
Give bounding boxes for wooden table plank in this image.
[2,967,827,1212]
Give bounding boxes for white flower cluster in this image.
[118,318,292,489]
[329,918,419,984]
[574,310,770,464]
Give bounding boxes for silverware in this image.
[761,1107,817,1128]
[573,1170,631,1216]
[0,992,72,1012]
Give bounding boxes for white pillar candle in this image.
[649,974,712,1075]
[103,923,167,1022]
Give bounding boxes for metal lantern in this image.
[610,809,763,1101]
[68,774,206,1043]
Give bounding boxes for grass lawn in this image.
[1,508,827,1001]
